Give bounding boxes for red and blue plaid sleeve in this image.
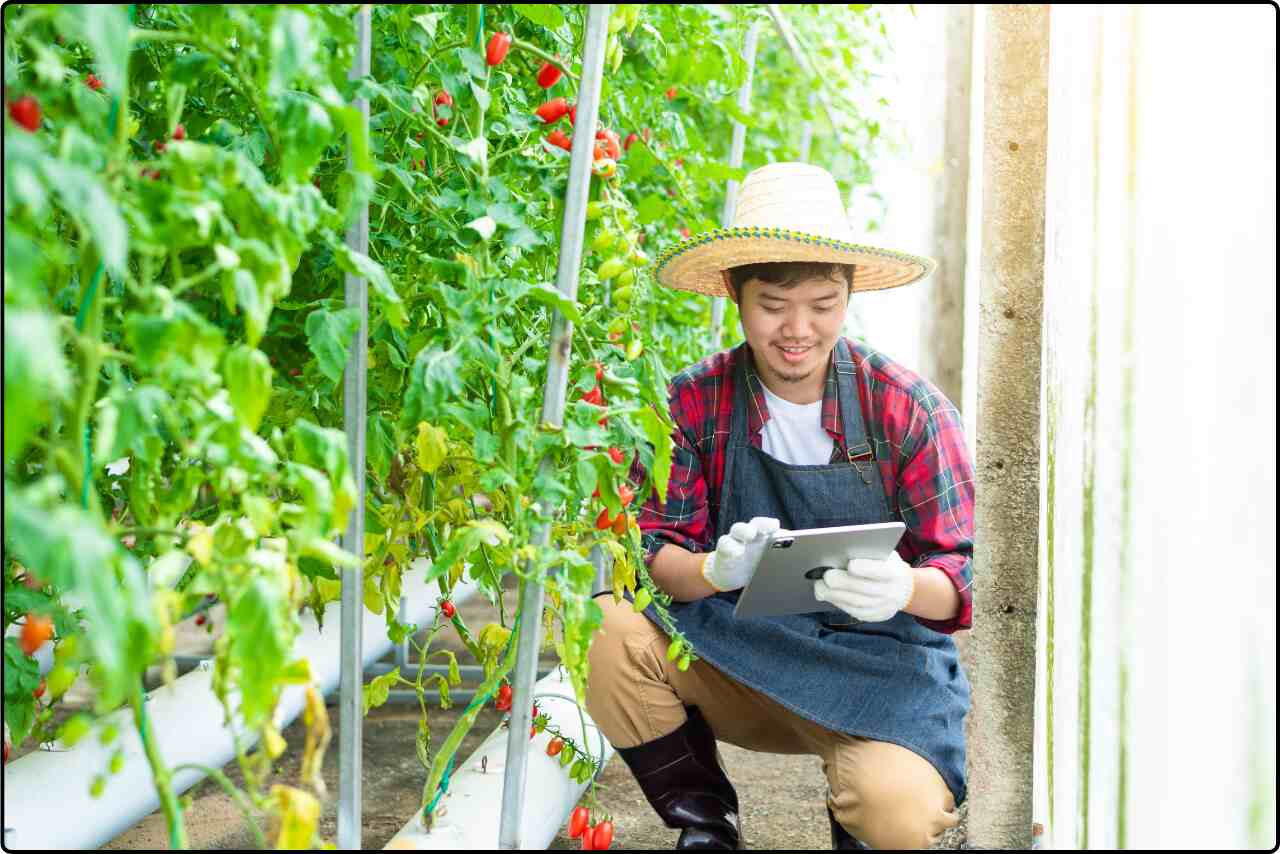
[876,366,975,634]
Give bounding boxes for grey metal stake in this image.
[708,19,762,349]
[338,5,371,850]
[496,5,611,849]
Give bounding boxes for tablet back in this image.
[732,522,907,619]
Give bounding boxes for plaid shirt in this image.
[634,337,974,635]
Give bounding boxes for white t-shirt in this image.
[758,383,835,466]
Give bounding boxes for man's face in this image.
[733,273,850,393]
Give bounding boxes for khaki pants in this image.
[584,594,961,850]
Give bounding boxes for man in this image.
[584,162,974,850]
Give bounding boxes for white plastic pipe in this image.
[1,559,476,851]
[383,664,615,850]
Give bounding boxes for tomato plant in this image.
[3,2,895,846]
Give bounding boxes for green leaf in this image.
[425,520,510,585]
[227,574,297,729]
[331,243,404,328]
[70,5,129,95]
[415,421,449,475]
[523,281,581,322]
[38,159,128,277]
[638,405,675,507]
[222,345,273,432]
[400,346,463,430]
[3,310,70,466]
[304,308,362,384]
[268,9,316,99]
[363,667,400,715]
[514,4,566,29]
[636,193,672,225]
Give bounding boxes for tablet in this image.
[732,522,907,619]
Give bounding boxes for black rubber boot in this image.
[615,705,743,849]
[828,806,871,850]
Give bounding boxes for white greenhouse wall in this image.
[1034,4,1276,850]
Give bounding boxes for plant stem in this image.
[170,763,269,849]
[132,685,190,849]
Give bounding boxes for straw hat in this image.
[655,161,936,297]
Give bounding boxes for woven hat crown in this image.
[732,162,856,243]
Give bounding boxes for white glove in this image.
[813,550,916,623]
[700,517,782,592]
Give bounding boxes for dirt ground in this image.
[12,573,965,850]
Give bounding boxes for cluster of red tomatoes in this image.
[567,806,614,850]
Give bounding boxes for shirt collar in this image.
[738,343,843,442]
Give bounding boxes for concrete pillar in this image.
[966,4,1049,849]
[921,4,973,412]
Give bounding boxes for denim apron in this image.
[638,339,970,806]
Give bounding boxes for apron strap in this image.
[834,338,877,485]
[729,343,755,449]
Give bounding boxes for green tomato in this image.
[597,257,626,281]
[586,201,606,221]
[615,268,635,288]
[632,589,652,612]
[560,745,575,767]
[629,248,650,267]
[100,723,119,745]
[666,639,682,662]
[626,338,644,360]
[591,229,615,253]
[678,652,692,672]
[612,285,634,306]
[607,316,628,336]
[109,749,124,775]
[59,714,91,748]
[47,664,76,699]
[572,759,588,780]
[90,775,106,798]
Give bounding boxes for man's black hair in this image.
[726,261,855,300]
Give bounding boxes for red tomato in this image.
[581,825,596,850]
[595,128,621,160]
[3,741,9,763]
[33,678,46,699]
[547,129,572,151]
[611,512,628,536]
[154,139,167,153]
[85,73,103,91]
[665,86,677,100]
[567,807,590,839]
[618,484,635,507]
[593,821,614,850]
[547,737,565,756]
[680,227,691,239]
[290,367,302,377]
[486,32,512,66]
[497,683,512,706]
[8,96,40,132]
[623,132,638,151]
[173,123,186,140]
[569,104,577,126]
[536,62,562,89]
[581,386,604,406]
[593,361,605,383]
[433,90,453,127]
[195,614,207,626]
[440,600,456,618]
[19,614,53,656]
[595,508,613,531]
[535,97,571,124]
[607,447,625,465]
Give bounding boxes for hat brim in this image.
[655,225,936,297]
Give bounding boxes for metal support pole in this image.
[496,6,611,849]
[765,4,842,132]
[338,5,371,850]
[708,19,761,349]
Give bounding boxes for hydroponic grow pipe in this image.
[1,561,476,851]
[707,19,761,347]
[382,664,616,850]
[338,4,372,849]
[495,5,609,850]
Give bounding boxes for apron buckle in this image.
[846,447,875,485]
